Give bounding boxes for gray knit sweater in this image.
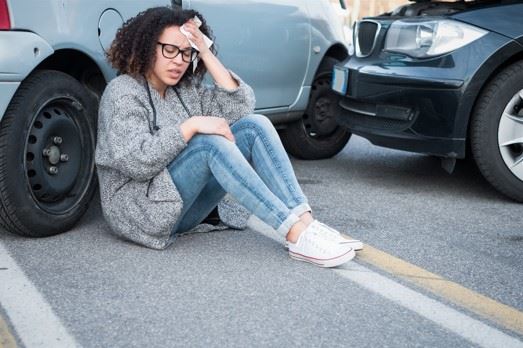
[95,72,255,249]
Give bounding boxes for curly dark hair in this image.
[107,6,216,86]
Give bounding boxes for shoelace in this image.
[314,221,341,241]
[291,222,348,255]
[305,224,340,254]
[316,222,361,243]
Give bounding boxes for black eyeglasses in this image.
[157,42,198,63]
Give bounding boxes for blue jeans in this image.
[167,114,311,237]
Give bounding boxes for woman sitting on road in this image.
[95,6,362,267]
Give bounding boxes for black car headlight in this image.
[384,19,487,58]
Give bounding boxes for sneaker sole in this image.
[289,248,356,268]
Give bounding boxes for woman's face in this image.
[148,25,192,92]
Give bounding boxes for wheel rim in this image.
[303,77,340,138]
[498,89,523,181]
[23,97,94,214]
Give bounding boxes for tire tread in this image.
[0,73,48,236]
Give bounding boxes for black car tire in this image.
[280,57,351,159]
[471,61,523,202]
[0,70,98,237]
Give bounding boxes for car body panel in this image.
[0,31,54,81]
[186,0,310,110]
[0,31,54,117]
[306,0,349,89]
[452,3,523,43]
[186,0,348,118]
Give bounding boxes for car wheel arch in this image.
[323,43,349,65]
[301,44,349,89]
[315,44,349,79]
[458,45,523,154]
[33,48,108,100]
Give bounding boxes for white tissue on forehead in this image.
[180,16,214,73]
[193,15,202,27]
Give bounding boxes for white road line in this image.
[248,216,523,348]
[334,264,523,348]
[0,242,79,348]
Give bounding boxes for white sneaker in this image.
[285,221,364,251]
[287,221,355,268]
[316,221,364,251]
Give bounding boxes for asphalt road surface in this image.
[1,135,522,348]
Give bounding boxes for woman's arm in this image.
[182,21,256,123]
[179,116,235,143]
[182,21,237,90]
[199,49,238,90]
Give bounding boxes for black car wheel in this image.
[471,61,523,202]
[0,70,98,237]
[280,57,351,159]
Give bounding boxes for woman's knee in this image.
[190,133,238,154]
[192,133,232,146]
[234,114,275,135]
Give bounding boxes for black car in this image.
[331,0,523,202]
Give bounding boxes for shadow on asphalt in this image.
[295,137,516,204]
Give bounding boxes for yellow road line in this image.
[356,244,523,336]
[0,314,16,348]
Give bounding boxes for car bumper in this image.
[334,31,510,158]
[334,70,466,157]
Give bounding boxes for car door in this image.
[186,0,310,110]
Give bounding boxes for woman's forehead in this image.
[159,26,191,48]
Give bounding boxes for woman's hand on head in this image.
[181,21,212,58]
[182,20,238,90]
[180,116,234,143]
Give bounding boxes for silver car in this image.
[0,0,350,237]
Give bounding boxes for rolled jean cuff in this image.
[290,203,312,217]
[276,213,301,237]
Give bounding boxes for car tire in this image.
[471,61,523,202]
[0,70,98,237]
[280,57,351,159]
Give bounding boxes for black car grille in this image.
[355,20,380,57]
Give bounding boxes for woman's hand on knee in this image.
[181,116,235,142]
